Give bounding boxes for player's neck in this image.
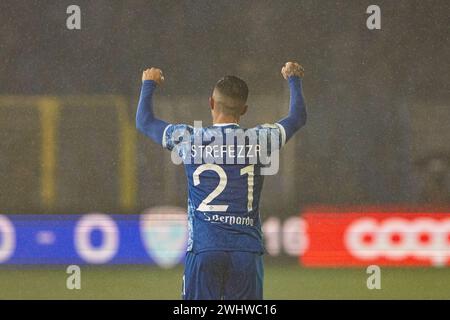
[212,114,240,125]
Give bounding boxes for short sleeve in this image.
[257,123,286,152]
[162,124,194,151]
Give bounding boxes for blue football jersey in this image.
[162,123,286,254]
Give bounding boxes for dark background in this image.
[0,0,449,215]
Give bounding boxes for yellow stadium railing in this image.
[0,95,137,212]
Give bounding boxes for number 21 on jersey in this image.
[193,164,254,213]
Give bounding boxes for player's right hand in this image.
[142,67,165,85]
[281,62,304,79]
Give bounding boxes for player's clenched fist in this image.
[281,62,304,79]
[142,67,165,85]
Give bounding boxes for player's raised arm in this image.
[276,61,307,144]
[135,67,170,145]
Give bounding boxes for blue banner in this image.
[0,207,188,266]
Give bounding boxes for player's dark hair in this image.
[213,76,248,117]
[214,75,249,103]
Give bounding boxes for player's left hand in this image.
[281,62,304,79]
[142,67,165,85]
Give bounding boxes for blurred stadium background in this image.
[0,0,449,299]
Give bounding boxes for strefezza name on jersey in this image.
[170,123,281,175]
[191,144,260,160]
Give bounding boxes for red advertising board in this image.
[301,206,450,267]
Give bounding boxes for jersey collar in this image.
[212,123,239,127]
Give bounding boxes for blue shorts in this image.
[182,251,264,300]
